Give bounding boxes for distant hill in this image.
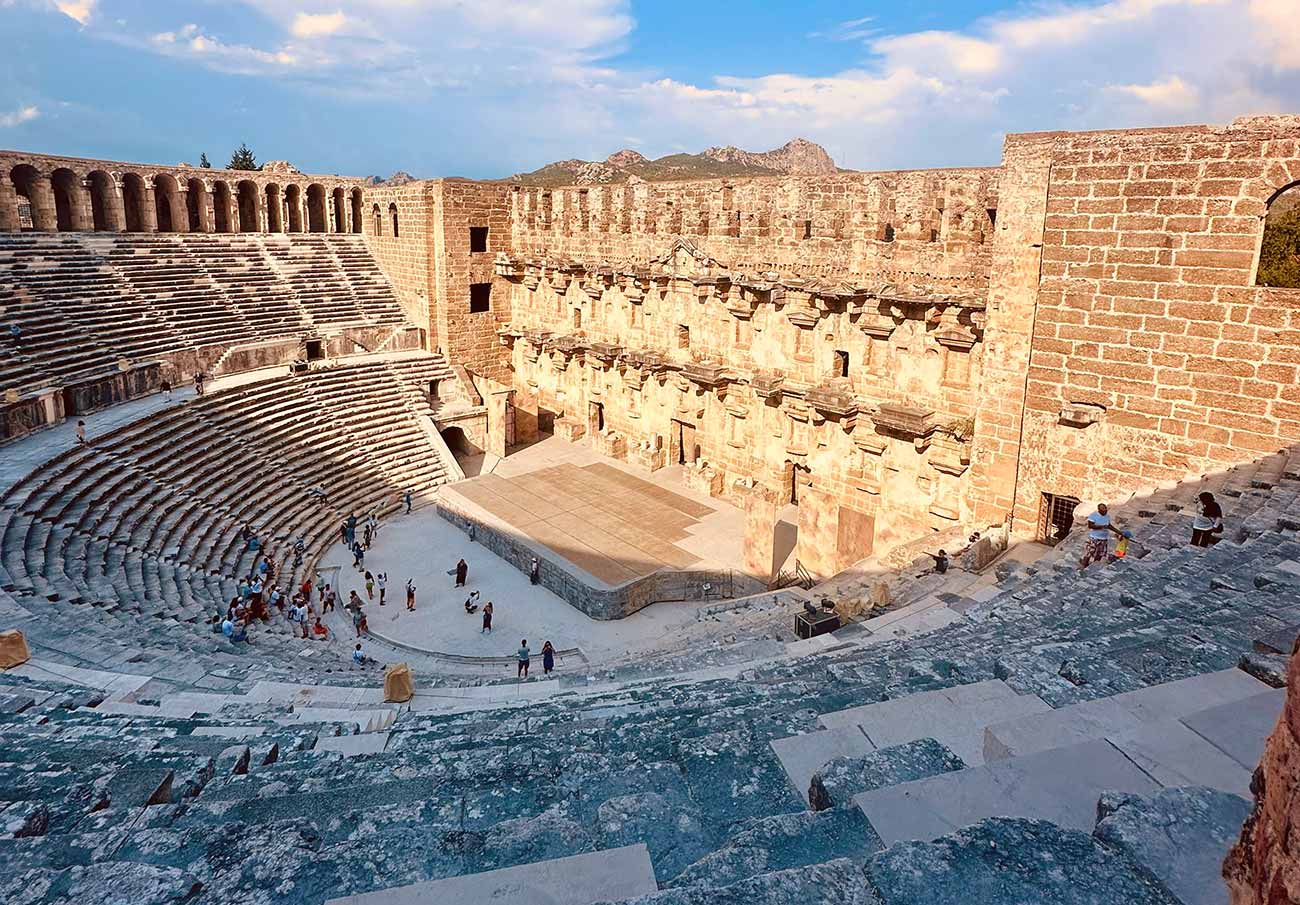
[508,139,838,187]
[364,171,417,187]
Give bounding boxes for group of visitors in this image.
[1076,491,1224,572]
[516,639,557,678]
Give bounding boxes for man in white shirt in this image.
[1078,503,1129,573]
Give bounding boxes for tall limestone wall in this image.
[361,182,435,334]
[1224,636,1300,904]
[985,115,1300,532]
[495,168,999,571]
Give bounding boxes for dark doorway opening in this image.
[784,460,812,505]
[589,401,604,435]
[670,419,698,466]
[1038,492,1081,545]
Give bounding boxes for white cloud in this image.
[1109,75,1200,109]
[1249,0,1300,68]
[291,11,348,39]
[0,105,40,127]
[53,0,94,25]
[872,31,1003,75]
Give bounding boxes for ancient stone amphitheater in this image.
[2,117,1299,905]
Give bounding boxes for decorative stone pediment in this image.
[1059,402,1106,428]
[934,322,977,351]
[652,238,725,276]
[786,307,819,329]
[872,403,935,439]
[805,380,859,423]
[750,369,785,400]
[681,360,731,388]
[852,426,888,456]
[588,342,622,363]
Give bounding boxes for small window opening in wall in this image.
[572,308,582,330]
[469,226,489,253]
[1258,182,1300,288]
[986,207,998,228]
[469,282,491,313]
[802,218,813,240]
[677,324,690,349]
[1038,492,1081,546]
[833,349,849,378]
[882,223,895,243]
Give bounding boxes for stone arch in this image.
[152,173,180,233]
[1257,181,1300,289]
[350,187,363,233]
[122,173,149,232]
[389,202,399,238]
[285,184,303,232]
[265,183,283,233]
[50,168,80,231]
[88,170,118,231]
[332,186,347,232]
[237,179,260,233]
[185,177,207,232]
[306,183,327,232]
[372,202,382,236]
[10,164,44,231]
[212,180,233,233]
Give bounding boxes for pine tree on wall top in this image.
[199,153,212,169]
[228,143,259,171]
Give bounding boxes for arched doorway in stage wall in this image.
[372,203,382,236]
[306,184,326,233]
[9,165,40,230]
[121,173,148,232]
[350,188,363,233]
[186,178,206,232]
[439,425,485,476]
[89,171,115,231]
[332,187,347,232]
[153,174,180,232]
[51,168,79,231]
[264,184,283,233]
[285,184,303,232]
[212,181,232,233]
[237,180,259,233]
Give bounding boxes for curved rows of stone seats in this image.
[0,358,457,683]
[0,233,409,398]
[1,463,1296,904]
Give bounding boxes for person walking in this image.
[1078,503,1130,573]
[1191,491,1224,547]
[352,540,365,571]
[481,600,493,633]
[529,557,541,585]
[348,591,365,637]
[364,571,375,601]
[454,558,468,588]
[193,370,206,396]
[405,578,417,612]
[75,420,87,444]
[542,640,555,675]
[517,640,531,679]
[160,378,172,401]
[376,571,387,606]
[404,490,413,514]
[346,513,358,547]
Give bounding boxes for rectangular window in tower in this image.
[469,226,489,253]
[677,324,690,349]
[834,349,850,378]
[469,282,491,313]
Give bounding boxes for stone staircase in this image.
[0,357,464,687]
[1,452,1297,902]
[0,232,409,400]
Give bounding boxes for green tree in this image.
[228,143,259,171]
[199,152,212,169]
[1258,206,1300,289]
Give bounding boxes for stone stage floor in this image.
[444,437,748,588]
[316,437,749,664]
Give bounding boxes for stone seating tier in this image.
[0,456,1297,903]
[0,233,410,399]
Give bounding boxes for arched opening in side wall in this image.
[153,173,179,233]
[121,173,148,232]
[332,187,347,232]
[307,184,327,233]
[50,168,79,231]
[88,171,115,231]
[8,165,39,230]
[350,188,363,233]
[186,178,206,232]
[389,202,399,238]
[264,183,283,233]
[1258,182,1300,289]
[212,181,233,233]
[372,203,382,236]
[285,184,303,232]
[237,180,260,232]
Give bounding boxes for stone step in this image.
[818,678,1049,766]
[324,843,658,905]
[982,667,1269,761]
[853,738,1160,846]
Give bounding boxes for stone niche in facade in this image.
[750,369,786,401]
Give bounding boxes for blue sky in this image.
[1,0,1297,179]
